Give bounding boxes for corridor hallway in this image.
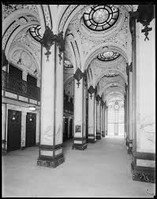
[2,136,155,197]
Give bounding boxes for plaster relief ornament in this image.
[12,30,41,64]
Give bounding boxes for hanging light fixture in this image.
[40,26,64,61]
[73,68,84,88]
[137,5,154,41]
[130,5,154,41]
[88,85,95,99]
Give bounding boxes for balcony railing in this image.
[2,70,40,101]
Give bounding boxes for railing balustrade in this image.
[2,70,40,101]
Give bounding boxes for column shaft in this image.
[96,101,101,140]
[88,93,96,142]
[73,78,87,150]
[37,43,64,168]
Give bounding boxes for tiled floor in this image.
[2,136,155,197]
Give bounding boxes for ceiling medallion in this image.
[97,51,120,61]
[83,5,119,31]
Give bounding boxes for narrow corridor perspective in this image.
[2,137,155,197]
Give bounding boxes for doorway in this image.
[7,109,21,151]
[26,113,36,147]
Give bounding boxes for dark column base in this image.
[96,132,101,140]
[72,143,87,150]
[88,134,96,143]
[72,137,87,150]
[37,154,65,168]
[131,152,155,183]
[131,161,155,183]
[102,131,105,137]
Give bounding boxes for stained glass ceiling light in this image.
[29,25,43,42]
[83,5,119,31]
[97,51,120,61]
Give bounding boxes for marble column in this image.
[124,94,127,139]
[125,84,129,146]
[37,41,64,168]
[131,18,155,183]
[96,99,101,140]
[73,77,87,150]
[127,68,133,153]
[2,103,7,154]
[21,112,27,149]
[36,112,40,145]
[94,97,97,139]
[106,106,108,135]
[101,103,105,137]
[103,104,106,137]
[88,93,96,143]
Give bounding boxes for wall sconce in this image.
[130,5,154,41]
[28,113,33,122]
[73,68,84,88]
[88,85,95,99]
[40,26,64,61]
[29,106,36,111]
[11,111,16,121]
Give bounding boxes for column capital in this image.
[88,85,95,99]
[40,26,64,61]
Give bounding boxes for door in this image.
[26,113,36,147]
[7,109,21,151]
[69,119,73,139]
[63,118,68,141]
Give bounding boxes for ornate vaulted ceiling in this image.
[2,4,134,104]
[64,4,132,103]
[2,4,41,78]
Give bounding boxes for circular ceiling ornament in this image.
[97,51,120,61]
[83,5,119,31]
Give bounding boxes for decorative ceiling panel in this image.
[2,4,39,21]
